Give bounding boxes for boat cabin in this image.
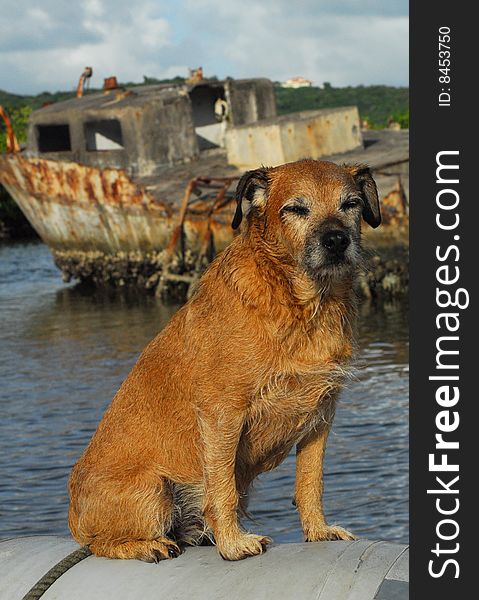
[26,79,276,177]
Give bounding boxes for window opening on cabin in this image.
[84,119,124,151]
[37,124,72,152]
[189,85,227,150]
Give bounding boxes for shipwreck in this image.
[0,74,408,298]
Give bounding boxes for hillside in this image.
[0,89,77,111]
[275,84,408,128]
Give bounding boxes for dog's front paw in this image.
[217,533,272,561]
[304,524,356,542]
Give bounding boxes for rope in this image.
[21,546,92,600]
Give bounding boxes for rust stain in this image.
[380,180,409,227]
[100,172,109,198]
[0,105,20,153]
[0,155,163,210]
[65,168,79,195]
[111,179,120,199]
[22,167,35,195]
[84,178,95,201]
[0,154,238,255]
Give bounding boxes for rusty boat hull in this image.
[0,130,409,298]
[0,151,241,293]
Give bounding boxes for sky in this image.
[0,0,408,95]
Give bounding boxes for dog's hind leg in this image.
[69,472,181,562]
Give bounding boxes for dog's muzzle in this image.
[321,230,350,259]
[303,226,356,280]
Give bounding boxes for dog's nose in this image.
[322,230,350,254]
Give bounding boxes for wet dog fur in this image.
[68,159,381,562]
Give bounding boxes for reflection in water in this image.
[0,242,408,543]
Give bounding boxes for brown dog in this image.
[68,159,380,562]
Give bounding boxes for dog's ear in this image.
[232,167,270,230]
[347,164,381,229]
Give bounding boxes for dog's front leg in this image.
[295,426,355,542]
[200,407,271,560]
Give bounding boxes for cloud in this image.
[180,3,408,87]
[0,0,408,94]
[0,3,101,53]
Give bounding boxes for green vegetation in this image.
[0,104,34,237]
[0,89,76,111]
[387,109,409,129]
[0,105,32,153]
[275,83,409,129]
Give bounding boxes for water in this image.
[0,241,408,544]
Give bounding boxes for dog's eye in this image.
[281,204,310,217]
[341,199,360,211]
